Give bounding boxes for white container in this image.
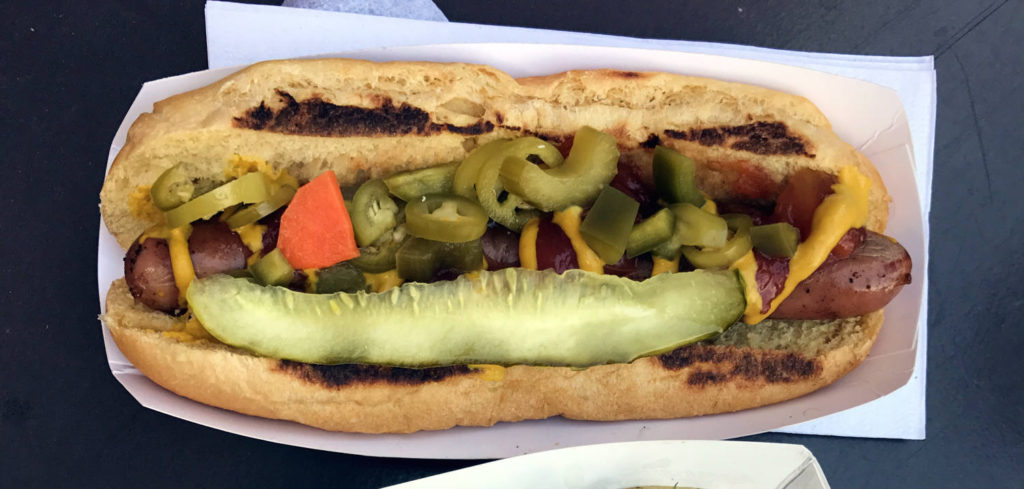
[385,440,830,489]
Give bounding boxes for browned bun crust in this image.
[100,58,892,433]
[100,60,888,249]
[104,280,882,433]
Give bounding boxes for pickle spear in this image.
[188,268,745,367]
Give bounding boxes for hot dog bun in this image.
[104,279,881,433]
[100,58,891,433]
[100,59,887,248]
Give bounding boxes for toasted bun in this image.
[104,279,881,433]
[100,58,891,433]
[100,59,887,248]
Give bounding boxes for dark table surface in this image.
[3,1,1022,487]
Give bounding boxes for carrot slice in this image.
[278,171,360,269]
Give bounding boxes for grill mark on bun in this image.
[234,90,495,137]
[436,121,495,135]
[663,121,814,157]
[609,70,645,79]
[659,344,821,385]
[687,369,728,385]
[640,134,661,148]
[276,360,471,387]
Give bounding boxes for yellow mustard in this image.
[741,166,871,324]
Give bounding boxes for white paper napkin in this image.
[204,0,933,440]
[282,0,447,21]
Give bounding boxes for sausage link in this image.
[771,230,912,319]
[124,238,180,313]
[124,220,252,311]
[188,220,251,278]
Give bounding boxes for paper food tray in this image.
[98,43,925,459]
[385,440,830,489]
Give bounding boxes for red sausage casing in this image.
[772,231,912,319]
[124,220,252,312]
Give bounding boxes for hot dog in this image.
[100,58,911,433]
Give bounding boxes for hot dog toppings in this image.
[125,127,908,331]
[277,171,359,269]
[479,221,520,270]
[770,168,837,239]
[533,216,579,273]
[499,126,619,212]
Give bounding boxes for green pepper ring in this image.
[453,137,565,201]
[225,183,297,229]
[405,194,489,243]
[498,126,619,212]
[475,156,541,232]
[350,234,405,273]
[350,179,400,247]
[150,163,195,211]
[453,139,510,199]
[163,172,271,228]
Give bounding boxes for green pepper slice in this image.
[750,222,800,258]
[383,163,458,201]
[671,203,728,248]
[580,186,640,263]
[396,238,446,282]
[350,231,405,273]
[626,208,676,258]
[722,213,754,231]
[316,262,368,293]
[652,203,729,258]
[396,237,484,282]
[164,172,271,228]
[405,194,488,243]
[250,248,294,286]
[350,179,400,247]
[453,137,564,199]
[653,146,705,207]
[453,139,510,198]
[225,183,297,229]
[681,213,754,269]
[501,137,565,169]
[475,156,541,232]
[150,164,195,211]
[499,126,619,212]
